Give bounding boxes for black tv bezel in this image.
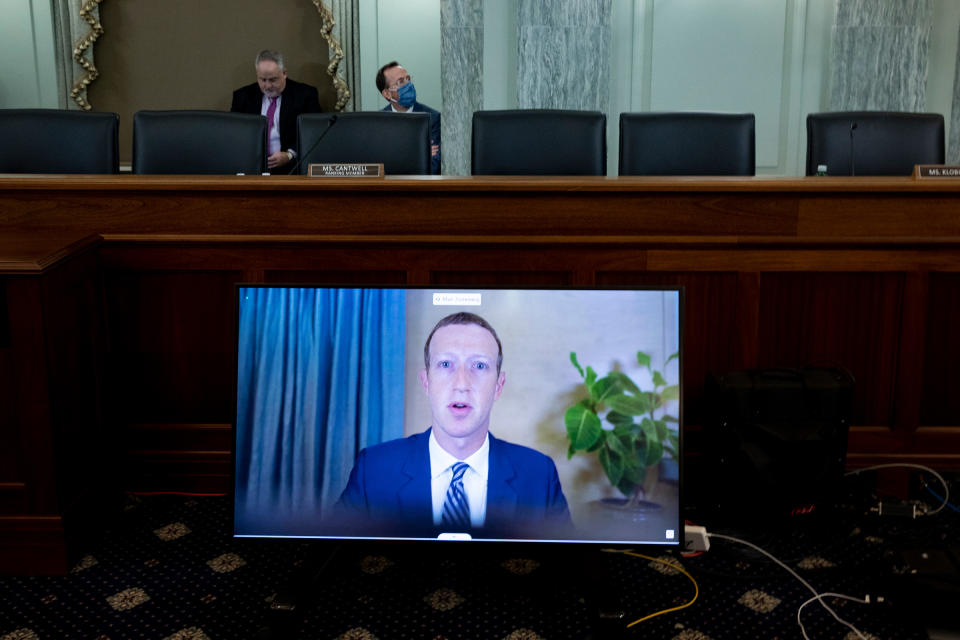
[230,283,685,550]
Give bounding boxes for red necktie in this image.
[266,96,279,149]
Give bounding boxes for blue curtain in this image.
[235,287,405,533]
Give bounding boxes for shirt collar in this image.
[429,429,489,480]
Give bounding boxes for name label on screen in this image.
[914,165,960,179]
[308,163,384,178]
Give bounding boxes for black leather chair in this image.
[619,112,755,176]
[0,109,119,173]
[806,111,944,176]
[296,113,431,175]
[472,110,606,175]
[133,110,267,175]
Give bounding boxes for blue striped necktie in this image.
[441,462,471,529]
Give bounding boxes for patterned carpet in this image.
[1,484,957,640]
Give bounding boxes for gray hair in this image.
[255,50,285,71]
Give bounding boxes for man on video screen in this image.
[336,312,571,538]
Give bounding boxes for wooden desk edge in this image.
[0,234,102,274]
[5,174,960,193]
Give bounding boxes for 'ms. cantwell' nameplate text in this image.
[914,165,960,179]
[308,163,384,178]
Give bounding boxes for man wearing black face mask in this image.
[376,61,441,175]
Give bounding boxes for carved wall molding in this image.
[313,0,352,111]
[70,0,105,110]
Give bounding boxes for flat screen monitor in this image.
[233,286,682,547]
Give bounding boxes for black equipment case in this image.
[703,367,855,521]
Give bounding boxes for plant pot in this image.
[579,498,670,541]
[588,497,661,523]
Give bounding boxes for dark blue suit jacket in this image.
[381,101,441,175]
[336,429,571,538]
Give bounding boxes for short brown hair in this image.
[376,61,401,93]
[423,312,503,373]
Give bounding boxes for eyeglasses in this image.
[389,74,412,90]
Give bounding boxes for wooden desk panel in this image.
[0,234,108,574]
[3,175,960,241]
[3,175,960,572]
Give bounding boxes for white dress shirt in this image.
[429,429,489,527]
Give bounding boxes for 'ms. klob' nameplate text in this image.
[914,165,960,179]
[308,163,384,178]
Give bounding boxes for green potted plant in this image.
[564,350,679,509]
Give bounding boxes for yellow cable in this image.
[601,548,700,628]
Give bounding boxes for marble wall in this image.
[952,20,960,163]
[1,0,58,109]
[516,0,611,112]
[830,0,933,112]
[434,0,956,173]
[440,0,484,175]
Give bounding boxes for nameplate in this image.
[914,165,960,179]
[307,163,384,178]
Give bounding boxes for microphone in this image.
[849,122,858,176]
[287,114,339,175]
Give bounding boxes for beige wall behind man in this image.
[87,0,337,165]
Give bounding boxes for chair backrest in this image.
[133,110,267,175]
[806,111,944,176]
[472,110,606,176]
[297,113,431,175]
[0,109,119,174]
[619,112,755,176]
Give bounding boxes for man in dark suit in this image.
[337,312,571,539]
[231,50,321,173]
[376,61,442,175]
